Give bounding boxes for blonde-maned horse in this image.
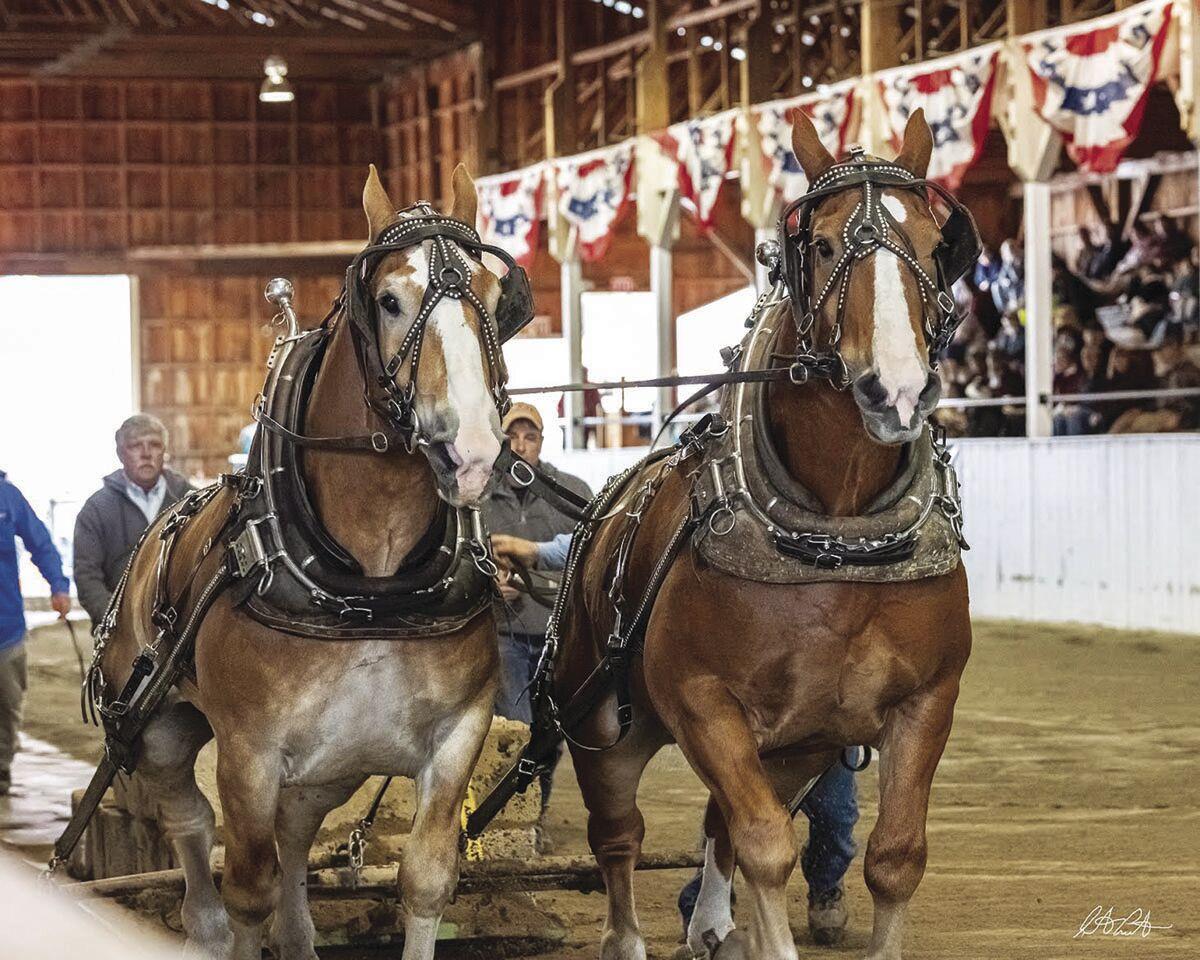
[95,165,508,960]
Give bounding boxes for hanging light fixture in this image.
[259,55,294,104]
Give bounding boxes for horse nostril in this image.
[855,372,888,406]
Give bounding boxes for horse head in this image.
[787,108,957,445]
[360,165,505,506]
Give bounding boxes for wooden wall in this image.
[0,78,380,258]
[139,272,345,478]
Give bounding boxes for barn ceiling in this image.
[0,0,478,80]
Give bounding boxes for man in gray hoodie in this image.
[73,414,193,625]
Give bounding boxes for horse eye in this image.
[378,293,401,316]
[812,237,833,259]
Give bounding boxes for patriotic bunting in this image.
[1023,0,1174,173]
[755,81,857,202]
[656,110,738,230]
[551,141,636,262]
[476,164,545,267]
[877,45,1000,189]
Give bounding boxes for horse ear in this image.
[790,109,836,182]
[363,164,395,240]
[450,163,478,227]
[894,108,934,178]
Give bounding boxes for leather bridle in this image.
[773,147,982,388]
[256,203,534,457]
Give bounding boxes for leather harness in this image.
[52,208,530,871]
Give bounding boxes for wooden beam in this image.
[635,0,668,132]
[543,0,577,159]
[1007,0,1046,36]
[861,0,902,73]
[740,2,775,107]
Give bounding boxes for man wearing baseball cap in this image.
[486,402,591,846]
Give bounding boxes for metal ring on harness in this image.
[370,432,390,454]
[854,221,878,242]
[509,458,536,488]
[708,504,736,537]
[841,745,872,772]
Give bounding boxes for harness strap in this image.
[465,466,715,840]
[254,405,398,453]
[51,559,234,872]
[495,445,592,522]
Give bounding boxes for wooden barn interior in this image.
[2,0,1197,475]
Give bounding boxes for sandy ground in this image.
[4,616,1197,959]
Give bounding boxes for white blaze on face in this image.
[871,195,927,429]
[382,245,500,503]
[432,294,501,502]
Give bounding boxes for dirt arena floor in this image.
[4,617,1197,959]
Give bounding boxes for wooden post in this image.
[860,0,904,154]
[650,242,675,438]
[1024,182,1054,438]
[636,0,679,439]
[561,258,585,450]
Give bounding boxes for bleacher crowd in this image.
[934,217,1200,437]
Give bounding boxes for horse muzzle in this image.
[852,368,941,445]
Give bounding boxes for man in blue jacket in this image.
[0,470,71,795]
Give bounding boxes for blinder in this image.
[340,203,535,448]
[776,151,982,370]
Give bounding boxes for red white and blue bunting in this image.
[1023,0,1174,173]
[476,164,545,267]
[754,81,857,202]
[656,110,739,230]
[551,141,636,262]
[877,45,1000,189]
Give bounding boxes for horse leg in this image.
[215,738,283,960]
[862,677,959,960]
[135,700,231,957]
[667,683,797,960]
[684,796,737,956]
[397,695,494,960]
[572,728,660,960]
[269,778,364,960]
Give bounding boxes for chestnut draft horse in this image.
[83,167,514,960]
[550,110,973,960]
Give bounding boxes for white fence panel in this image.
[953,436,1200,633]
[549,435,1199,633]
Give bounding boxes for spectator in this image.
[0,470,70,795]
[485,402,591,846]
[73,415,192,625]
[993,310,1026,369]
[1105,348,1158,432]
[990,240,1025,317]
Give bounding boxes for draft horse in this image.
[550,109,975,960]
[81,166,524,960]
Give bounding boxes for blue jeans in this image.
[495,631,543,724]
[494,631,560,810]
[679,757,859,928]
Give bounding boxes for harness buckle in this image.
[509,458,536,488]
[230,522,269,579]
[788,362,811,385]
[370,432,390,454]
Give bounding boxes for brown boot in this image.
[808,883,848,946]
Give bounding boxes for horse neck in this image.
[765,323,901,517]
[300,317,439,576]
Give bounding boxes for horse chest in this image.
[280,645,473,784]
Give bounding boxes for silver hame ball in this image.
[264,277,294,305]
[755,239,781,268]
